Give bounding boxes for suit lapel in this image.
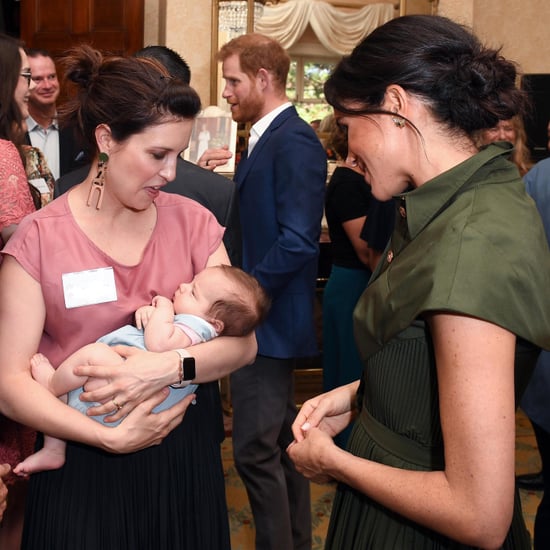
[235,106,297,188]
[59,127,72,176]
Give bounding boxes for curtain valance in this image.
[256,0,395,55]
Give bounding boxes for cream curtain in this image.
[255,0,395,55]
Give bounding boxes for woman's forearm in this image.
[119,332,257,388]
[69,332,257,419]
[0,369,192,454]
[0,259,115,447]
[185,332,257,382]
[0,370,113,448]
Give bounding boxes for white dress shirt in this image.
[247,102,292,156]
[26,115,60,180]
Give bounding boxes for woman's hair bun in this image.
[62,44,104,88]
[325,15,528,136]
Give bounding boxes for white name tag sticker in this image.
[29,178,50,194]
[62,267,118,309]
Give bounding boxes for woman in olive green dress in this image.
[288,15,550,550]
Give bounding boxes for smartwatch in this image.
[170,349,196,388]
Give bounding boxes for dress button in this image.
[387,250,394,263]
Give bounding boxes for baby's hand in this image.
[135,305,155,329]
[151,295,172,308]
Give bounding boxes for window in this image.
[287,57,337,124]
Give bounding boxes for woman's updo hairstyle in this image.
[59,44,201,156]
[324,15,527,136]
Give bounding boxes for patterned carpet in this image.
[222,438,334,550]
[223,409,542,549]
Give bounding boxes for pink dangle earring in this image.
[87,152,109,210]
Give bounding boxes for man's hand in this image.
[197,146,233,171]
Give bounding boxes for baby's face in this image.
[172,267,234,317]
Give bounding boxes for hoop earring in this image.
[87,152,109,210]
[392,116,406,128]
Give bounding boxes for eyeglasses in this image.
[20,71,32,86]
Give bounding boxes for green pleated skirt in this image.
[325,324,531,549]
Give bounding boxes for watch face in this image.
[183,356,196,381]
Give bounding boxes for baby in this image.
[15,265,270,475]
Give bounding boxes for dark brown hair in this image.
[59,44,201,157]
[0,33,25,145]
[207,265,271,337]
[0,33,41,208]
[325,15,527,137]
[25,47,55,60]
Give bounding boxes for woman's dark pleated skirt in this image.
[22,382,230,550]
[325,333,532,550]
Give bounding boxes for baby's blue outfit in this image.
[66,314,217,426]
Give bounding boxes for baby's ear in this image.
[211,318,225,335]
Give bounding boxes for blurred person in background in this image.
[475,115,533,176]
[25,48,87,180]
[0,31,39,550]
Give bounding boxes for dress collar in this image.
[396,142,514,240]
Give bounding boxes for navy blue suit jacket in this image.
[235,106,326,358]
[520,158,550,432]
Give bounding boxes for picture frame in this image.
[184,106,237,174]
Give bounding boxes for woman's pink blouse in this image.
[2,191,224,365]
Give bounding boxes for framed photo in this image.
[184,106,237,173]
